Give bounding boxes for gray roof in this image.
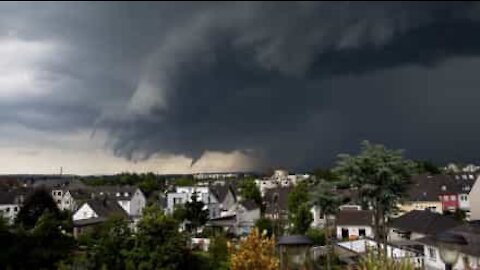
[277,235,313,246]
[264,186,293,214]
[407,174,478,202]
[0,191,19,204]
[336,210,373,226]
[210,184,235,203]
[418,223,480,257]
[389,210,461,235]
[91,185,138,200]
[85,198,128,219]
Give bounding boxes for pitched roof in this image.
[264,186,293,214]
[336,210,373,226]
[210,184,235,203]
[86,198,128,219]
[240,199,259,211]
[0,191,19,205]
[92,185,139,200]
[418,223,480,257]
[68,189,91,201]
[389,210,461,235]
[407,174,456,201]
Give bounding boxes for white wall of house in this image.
[388,228,426,241]
[0,204,20,223]
[458,193,470,211]
[51,189,64,209]
[423,245,480,270]
[338,239,423,268]
[60,191,79,212]
[120,189,146,217]
[219,189,236,213]
[470,178,480,221]
[310,205,326,228]
[166,186,219,218]
[73,203,97,221]
[236,205,261,235]
[336,225,373,240]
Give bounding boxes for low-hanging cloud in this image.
[3,2,480,172]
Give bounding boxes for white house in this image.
[72,198,130,237]
[336,239,424,268]
[469,177,480,221]
[388,210,461,241]
[166,186,220,219]
[208,199,261,236]
[419,224,480,270]
[92,186,146,217]
[210,184,237,216]
[235,200,261,235]
[335,210,374,240]
[0,191,21,224]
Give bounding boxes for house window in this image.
[428,247,437,261]
[444,195,449,201]
[14,207,18,212]
[174,198,183,205]
[451,195,456,201]
[359,229,366,237]
[6,207,10,213]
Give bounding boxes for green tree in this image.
[334,141,414,254]
[208,235,230,270]
[238,178,263,211]
[310,181,341,270]
[414,160,441,174]
[29,211,75,269]
[127,205,189,270]
[85,215,133,270]
[287,182,313,234]
[255,217,274,237]
[290,204,313,234]
[16,188,60,229]
[184,192,209,235]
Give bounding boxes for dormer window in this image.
[441,185,447,191]
[124,192,129,197]
[116,192,120,197]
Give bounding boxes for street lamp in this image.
[436,232,468,270]
[277,235,313,270]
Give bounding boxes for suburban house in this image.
[235,200,261,235]
[264,186,292,221]
[335,238,424,268]
[469,178,480,221]
[335,209,374,240]
[72,198,129,238]
[388,210,461,241]
[0,190,22,224]
[398,174,451,215]
[166,186,220,219]
[207,199,261,236]
[93,186,146,218]
[59,189,92,212]
[210,184,237,216]
[419,223,480,270]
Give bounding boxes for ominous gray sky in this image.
[2,2,480,174]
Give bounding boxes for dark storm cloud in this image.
[3,2,480,170]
